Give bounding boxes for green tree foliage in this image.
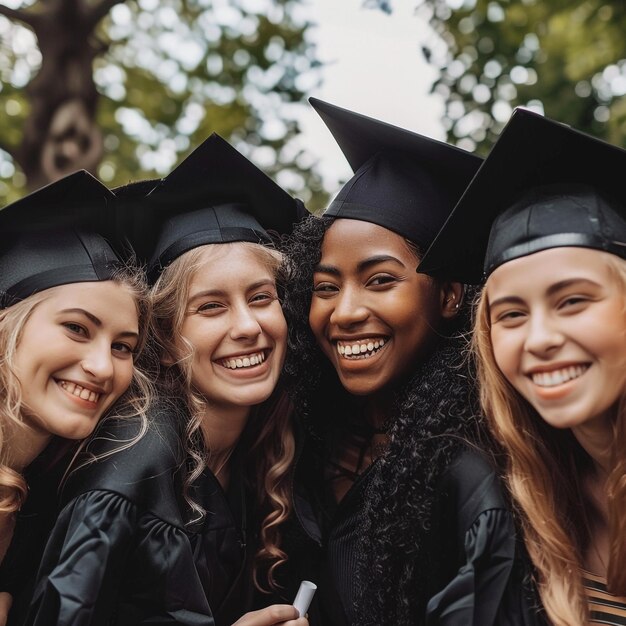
[0,0,327,210]
[368,0,626,155]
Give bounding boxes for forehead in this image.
[33,281,139,327]
[487,247,616,298]
[189,243,275,289]
[319,218,415,266]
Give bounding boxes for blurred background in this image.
[0,0,625,211]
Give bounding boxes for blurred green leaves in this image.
[0,0,328,210]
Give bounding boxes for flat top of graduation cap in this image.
[131,133,304,280]
[310,97,482,252]
[0,170,121,308]
[417,108,626,284]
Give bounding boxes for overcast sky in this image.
[297,0,445,193]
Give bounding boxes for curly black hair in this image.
[281,214,488,624]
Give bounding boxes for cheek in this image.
[308,299,328,341]
[115,362,135,396]
[490,329,520,381]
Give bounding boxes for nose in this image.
[81,342,115,382]
[229,303,262,341]
[523,312,564,357]
[329,286,368,328]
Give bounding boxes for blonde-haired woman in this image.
[0,171,152,623]
[20,136,307,626]
[419,108,626,625]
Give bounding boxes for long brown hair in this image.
[0,264,154,514]
[150,241,294,591]
[473,253,626,626]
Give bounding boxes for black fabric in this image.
[424,449,545,625]
[309,97,482,249]
[10,403,256,626]
[418,108,626,283]
[121,134,304,279]
[0,440,75,616]
[282,438,544,626]
[0,171,122,307]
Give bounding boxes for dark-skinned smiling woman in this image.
[276,100,541,626]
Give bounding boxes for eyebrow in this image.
[61,308,102,326]
[188,279,276,302]
[314,255,405,275]
[60,308,139,339]
[489,278,603,309]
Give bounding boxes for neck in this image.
[6,420,52,473]
[571,413,614,475]
[365,389,395,431]
[200,402,250,466]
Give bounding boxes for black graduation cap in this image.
[127,134,304,282]
[309,97,483,252]
[417,108,626,284]
[0,170,122,309]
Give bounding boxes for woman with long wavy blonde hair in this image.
[0,171,153,624]
[143,134,305,626]
[419,107,626,626]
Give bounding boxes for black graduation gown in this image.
[281,435,543,626]
[12,407,255,626]
[0,439,75,620]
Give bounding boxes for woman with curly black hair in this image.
[277,100,540,626]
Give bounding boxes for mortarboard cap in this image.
[309,97,482,252]
[417,108,626,284]
[0,170,122,308]
[126,134,304,282]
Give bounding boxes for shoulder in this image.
[60,398,189,525]
[433,445,510,540]
[439,446,506,509]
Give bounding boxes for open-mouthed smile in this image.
[529,364,590,388]
[336,338,388,360]
[57,380,101,404]
[219,350,268,370]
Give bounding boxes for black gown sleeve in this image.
[425,449,542,626]
[25,490,137,626]
[17,409,215,626]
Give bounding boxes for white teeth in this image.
[59,381,100,403]
[221,352,265,369]
[335,339,389,359]
[531,365,588,387]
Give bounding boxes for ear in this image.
[439,281,464,320]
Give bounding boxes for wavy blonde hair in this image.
[473,253,626,626]
[150,241,295,591]
[0,264,154,514]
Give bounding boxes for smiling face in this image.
[487,247,626,431]
[13,281,139,442]
[177,243,287,414]
[309,218,460,397]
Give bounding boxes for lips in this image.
[58,380,101,404]
[528,364,590,388]
[335,338,388,360]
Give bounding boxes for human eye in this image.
[312,281,339,297]
[250,291,276,305]
[112,342,135,357]
[491,309,526,326]
[63,322,88,337]
[557,295,590,312]
[195,301,224,314]
[367,273,398,288]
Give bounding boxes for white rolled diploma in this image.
[293,580,317,617]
